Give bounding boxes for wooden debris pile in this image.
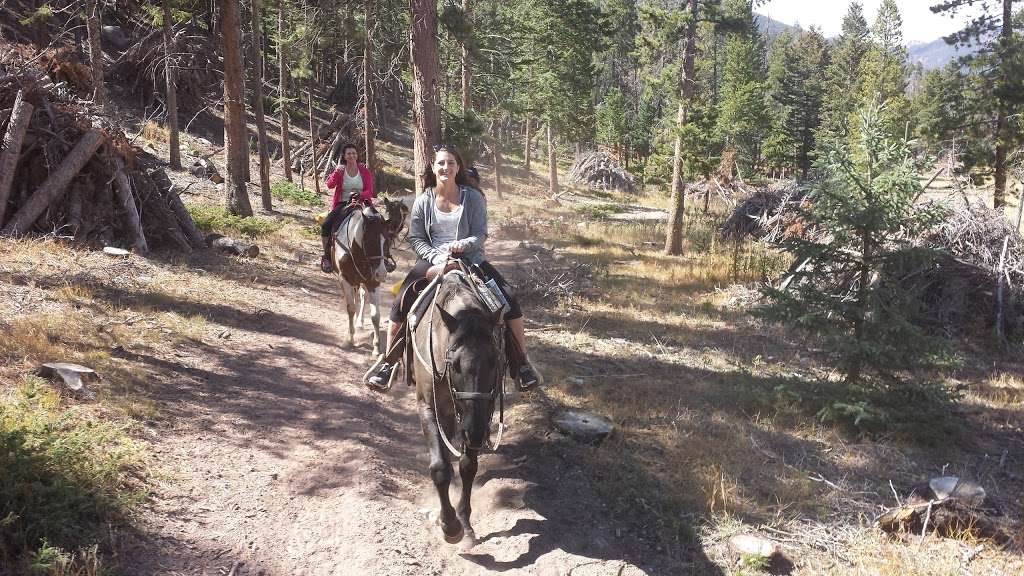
[876,476,1006,542]
[289,111,361,177]
[719,181,806,242]
[0,49,204,253]
[567,150,636,194]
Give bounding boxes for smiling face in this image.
[432,150,459,186]
[343,146,359,167]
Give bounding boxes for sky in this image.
[758,0,983,43]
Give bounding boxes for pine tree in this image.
[855,0,910,140]
[764,99,949,423]
[596,87,629,156]
[714,0,769,173]
[910,63,966,151]
[816,2,870,149]
[931,0,1024,208]
[769,28,829,178]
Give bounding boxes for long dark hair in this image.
[423,144,470,189]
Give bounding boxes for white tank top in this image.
[342,168,363,196]
[431,202,463,250]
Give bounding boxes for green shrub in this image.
[1,378,143,572]
[271,181,322,207]
[186,204,283,237]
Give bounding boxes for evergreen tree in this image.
[769,28,829,178]
[910,63,966,151]
[714,0,769,173]
[764,99,949,419]
[596,87,629,156]
[816,2,870,149]
[856,0,910,140]
[931,0,1024,208]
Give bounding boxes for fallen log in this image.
[0,90,33,225]
[134,170,192,253]
[2,128,105,235]
[112,157,149,253]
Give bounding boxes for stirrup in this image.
[363,356,398,392]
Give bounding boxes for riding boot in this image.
[364,323,406,391]
[505,329,543,391]
[320,235,335,274]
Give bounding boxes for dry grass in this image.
[483,178,1024,573]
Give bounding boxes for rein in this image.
[412,261,506,458]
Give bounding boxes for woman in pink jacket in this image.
[321,143,375,273]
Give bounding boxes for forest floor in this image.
[3,91,1024,576]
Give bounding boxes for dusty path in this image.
[115,240,686,576]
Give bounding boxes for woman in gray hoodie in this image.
[366,145,542,391]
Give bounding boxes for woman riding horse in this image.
[320,143,375,273]
[365,144,542,391]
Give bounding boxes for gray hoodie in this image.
[408,185,487,265]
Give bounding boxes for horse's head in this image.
[434,275,503,452]
[378,196,409,239]
[355,207,388,283]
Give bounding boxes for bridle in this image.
[412,262,507,458]
[341,202,402,285]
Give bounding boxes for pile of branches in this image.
[720,181,807,242]
[289,111,361,177]
[891,202,1024,336]
[0,49,204,253]
[568,150,635,194]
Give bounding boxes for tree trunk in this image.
[220,0,253,216]
[664,0,698,256]
[993,0,1012,209]
[112,159,149,253]
[363,0,377,171]
[0,91,33,227]
[278,0,292,181]
[547,124,558,196]
[250,0,272,211]
[492,120,503,199]
[86,0,107,111]
[461,0,471,112]
[308,86,321,195]
[2,129,105,235]
[163,0,181,170]
[410,0,442,195]
[523,116,532,172]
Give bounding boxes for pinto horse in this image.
[409,267,506,551]
[331,197,406,355]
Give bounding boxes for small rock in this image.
[39,362,98,400]
[552,408,614,445]
[930,476,986,504]
[103,246,131,257]
[728,533,779,559]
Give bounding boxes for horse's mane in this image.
[437,274,497,345]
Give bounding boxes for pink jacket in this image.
[326,164,374,208]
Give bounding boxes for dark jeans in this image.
[320,203,349,237]
[389,259,522,323]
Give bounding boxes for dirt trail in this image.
[115,240,672,576]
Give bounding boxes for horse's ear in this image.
[436,304,459,333]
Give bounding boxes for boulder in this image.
[551,408,614,445]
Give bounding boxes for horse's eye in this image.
[452,359,461,374]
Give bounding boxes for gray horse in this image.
[409,270,505,551]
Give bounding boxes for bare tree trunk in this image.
[250,0,272,211]
[664,0,697,256]
[363,0,377,171]
[163,0,181,170]
[220,0,253,216]
[547,124,558,196]
[409,0,442,194]
[0,91,33,226]
[308,86,321,195]
[523,116,532,172]
[492,120,503,199]
[86,0,107,112]
[2,130,105,235]
[993,0,1012,209]
[278,0,293,181]
[113,159,149,253]
[461,0,471,112]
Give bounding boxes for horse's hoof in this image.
[456,532,476,554]
[442,524,464,545]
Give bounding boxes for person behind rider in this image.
[366,144,542,391]
[320,143,375,273]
